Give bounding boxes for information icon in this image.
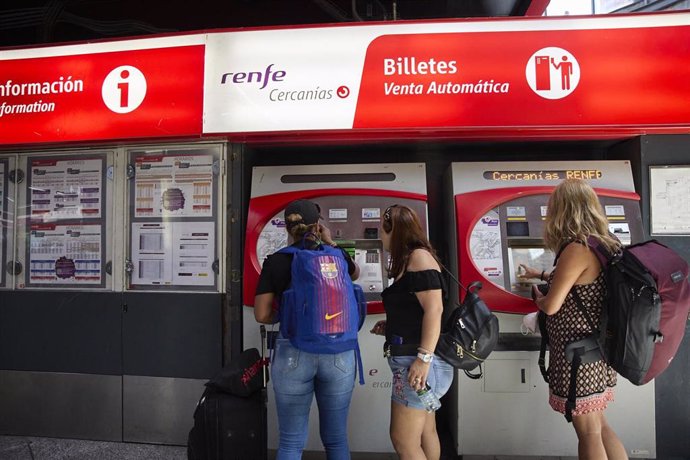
[102,65,147,113]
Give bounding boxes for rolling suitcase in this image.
[187,326,269,460]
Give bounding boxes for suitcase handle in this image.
[260,325,268,388]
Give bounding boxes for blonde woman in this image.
[526,179,628,460]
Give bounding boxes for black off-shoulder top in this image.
[381,269,445,348]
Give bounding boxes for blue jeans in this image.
[271,337,355,460]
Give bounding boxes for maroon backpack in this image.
[588,237,690,385]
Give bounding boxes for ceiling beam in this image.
[311,0,351,21]
[525,0,551,16]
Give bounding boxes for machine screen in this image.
[506,221,529,237]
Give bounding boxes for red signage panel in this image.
[0,45,204,144]
[354,26,690,129]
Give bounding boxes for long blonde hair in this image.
[544,179,621,255]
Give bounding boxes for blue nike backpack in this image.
[278,241,366,383]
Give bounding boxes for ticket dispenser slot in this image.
[506,239,554,299]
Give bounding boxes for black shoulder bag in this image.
[435,266,500,379]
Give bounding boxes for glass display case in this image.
[126,145,222,292]
[23,153,109,289]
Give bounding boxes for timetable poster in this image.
[28,223,102,285]
[131,221,215,286]
[29,157,103,221]
[134,154,214,218]
[650,166,690,234]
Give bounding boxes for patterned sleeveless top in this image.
[545,268,617,415]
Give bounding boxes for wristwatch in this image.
[417,352,434,363]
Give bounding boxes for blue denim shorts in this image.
[387,355,454,411]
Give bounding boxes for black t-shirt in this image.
[255,243,357,298]
[381,269,445,347]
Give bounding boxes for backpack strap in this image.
[565,350,582,423]
[571,289,598,334]
[586,235,622,268]
[440,262,469,292]
[463,365,483,380]
[537,311,549,384]
[355,343,365,385]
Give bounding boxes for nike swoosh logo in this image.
[325,311,343,320]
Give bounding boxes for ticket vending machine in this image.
[446,161,656,458]
[243,163,428,453]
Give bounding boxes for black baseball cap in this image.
[284,199,321,225]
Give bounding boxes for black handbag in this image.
[435,271,499,379]
[205,347,269,397]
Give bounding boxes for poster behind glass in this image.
[129,148,218,291]
[133,153,214,218]
[131,221,215,287]
[29,157,103,220]
[25,155,106,288]
[650,165,690,235]
[28,223,102,285]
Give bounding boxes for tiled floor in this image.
[0,436,187,460]
[0,436,402,460]
[0,435,590,460]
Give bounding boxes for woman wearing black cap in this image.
[254,199,359,460]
